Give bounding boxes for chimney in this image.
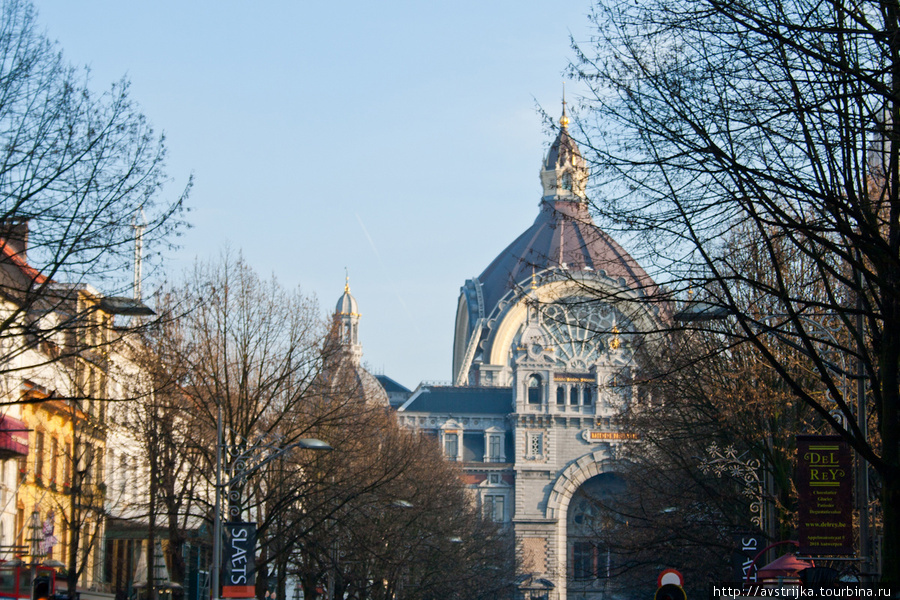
[0,220,29,261]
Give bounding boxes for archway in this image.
[544,451,621,600]
[566,473,625,599]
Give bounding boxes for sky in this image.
[31,1,598,389]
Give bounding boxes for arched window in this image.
[556,386,566,405]
[583,386,593,405]
[445,433,459,461]
[527,374,543,405]
[119,454,128,497]
[561,171,573,191]
[570,386,580,405]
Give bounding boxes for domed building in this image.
[397,102,663,600]
[332,278,390,407]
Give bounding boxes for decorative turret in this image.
[540,98,588,201]
[335,274,363,364]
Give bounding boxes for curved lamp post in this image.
[211,425,332,600]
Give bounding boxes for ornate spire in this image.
[560,86,570,129]
[335,274,362,364]
[541,89,588,201]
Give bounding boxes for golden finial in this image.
[531,267,538,290]
[609,325,621,351]
[344,267,350,293]
[560,85,570,129]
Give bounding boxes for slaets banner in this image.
[731,532,761,583]
[222,522,256,598]
[796,435,853,555]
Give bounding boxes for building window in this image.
[83,444,94,486]
[583,386,593,405]
[488,435,502,462]
[489,473,501,485]
[49,437,58,484]
[34,431,44,480]
[15,507,24,549]
[60,523,67,567]
[556,386,566,405]
[573,541,610,580]
[572,541,610,580]
[445,433,459,461]
[569,386,579,405]
[64,442,72,487]
[527,374,543,405]
[484,494,505,522]
[527,432,543,459]
[119,454,128,497]
[573,541,595,580]
[95,450,104,490]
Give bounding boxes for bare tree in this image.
[571,0,900,578]
[137,251,516,600]
[0,0,188,381]
[573,317,843,592]
[285,412,515,600]
[138,250,360,600]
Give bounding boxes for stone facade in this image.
[399,104,662,600]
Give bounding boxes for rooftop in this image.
[399,385,512,414]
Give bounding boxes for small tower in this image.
[335,274,363,364]
[540,97,588,201]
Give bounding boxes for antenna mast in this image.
[133,209,146,301]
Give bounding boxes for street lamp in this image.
[210,424,332,600]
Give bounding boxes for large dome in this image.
[477,199,654,315]
[452,111,658,386]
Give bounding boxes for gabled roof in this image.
[1,242,47,285]
[399,386,512,415]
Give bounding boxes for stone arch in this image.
[487,277,660,369]
[546,448,615,520]
[545,448,617,600]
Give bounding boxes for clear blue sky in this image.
[33,0,597,388]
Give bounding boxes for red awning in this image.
[758,553,814,579]
[0,415,29,459]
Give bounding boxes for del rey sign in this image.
[796,435,853,555]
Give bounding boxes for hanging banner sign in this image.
[796,435,853,555]
[222,522,257,598]
[731,531,761,583]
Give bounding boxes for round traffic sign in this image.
[657,568,684,587]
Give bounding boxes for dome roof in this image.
[477,199,655,313]
[336,285,359,316]
[356,366,390,407]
